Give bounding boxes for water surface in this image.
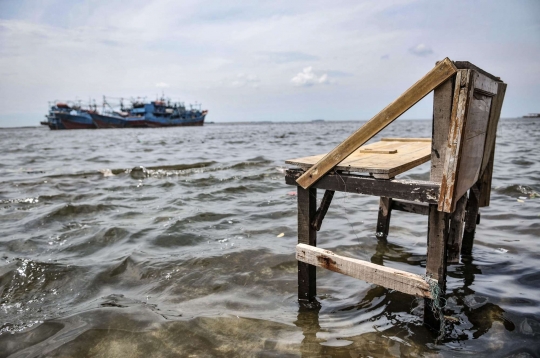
[1,119,539,357]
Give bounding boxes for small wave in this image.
[0,259,80,336]
[46,203,117,219]
[495,184,539,198]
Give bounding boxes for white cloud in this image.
[155,82,170,88]
[409,44,433,57]
[291,67,329,87]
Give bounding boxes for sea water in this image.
[0,119,539,357]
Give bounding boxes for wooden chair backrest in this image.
[432,62,506,213]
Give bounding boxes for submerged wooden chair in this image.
[284,58,506,332]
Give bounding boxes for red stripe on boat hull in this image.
[60,119,96,130]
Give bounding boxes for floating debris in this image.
[276,233,285,238]
[444,315,460,323]
[98,169,115,177]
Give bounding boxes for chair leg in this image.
[376,197,393,240]
[461,183,481,255]
[424,204,449,333]
[298,186,317,303]
[447,194,467,264]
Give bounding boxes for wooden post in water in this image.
[376,197,393,240]
[423,75,454,332]
[461,183,481,255]
[297,186,317,303]
[424,205,450,330]
[447,194,467,263]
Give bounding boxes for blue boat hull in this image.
[143,113,206,127]
[56,112,95,129]
[90,113,147,128]
[45,115,66,130]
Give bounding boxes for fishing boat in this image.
[42,102,70,130]
[42,102,96,130]
[42,96,208,129]
[523,113,540,118]
[132,100,207,127]
[90,97,146,128]
[91,97,207,128]
[55,108,96,129]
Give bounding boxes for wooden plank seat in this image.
[286,138,431,179]
[284,58,507,335]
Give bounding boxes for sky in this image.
[0,0,539,127]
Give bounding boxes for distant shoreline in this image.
[0,117,532,129]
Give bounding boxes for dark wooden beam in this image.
[311,190,334,231]
[286,169,440,204]
[391,199,429,215]
[461,183,481,255]
[424,204,450,332]
[298,186,317,303]
[447,194,467,264]
[376,197,393,240]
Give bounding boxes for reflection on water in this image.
[0,119,539,357]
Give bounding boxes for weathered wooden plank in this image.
[439,70,473,213]
[452,91,492,202]
[391,199,429,215]
[439,69,501,213]
[296,58,458,189]
[447,194,467,264]
[285,169,440,204]
[381,137,432,142]
[376,197,393,239]
[470,71,498,96]
[426,205,450,282]
[296,244,433,298]
[298,186,317,302]
[461,183,481,255]
[286,139,431,179]
[424,204,449,330]
[454,61,501,82]
[481,82,507,174]
[478,148,494,207]
[377,146,432,179]
[479,82,507,207]
[359,149,398,154]
[311,190,334,231]
[431,77,455,182]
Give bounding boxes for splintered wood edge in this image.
[296,58,457,189]
[296,244,433,298]
[381,138,431,142]
[439,70,472,213]
[359,149,398,154]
